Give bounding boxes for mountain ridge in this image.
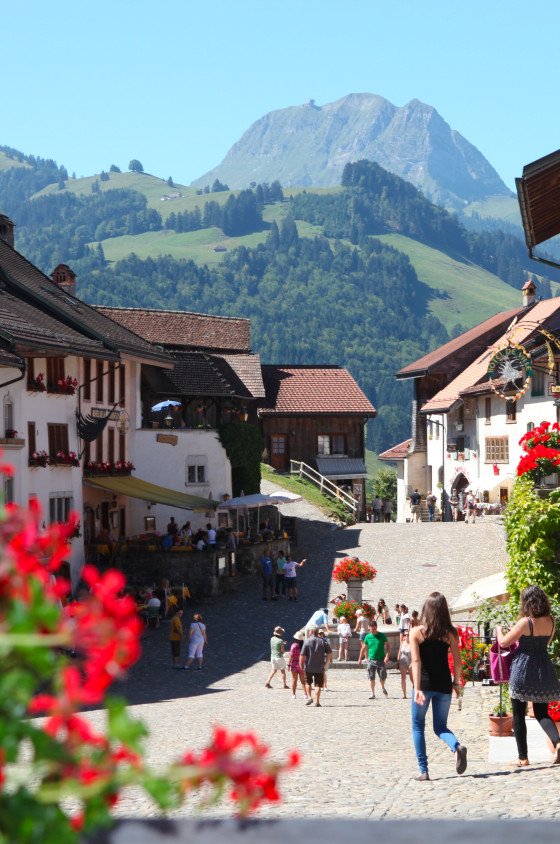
[192,93,512,209]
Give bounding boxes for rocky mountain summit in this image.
[193,93,512,209]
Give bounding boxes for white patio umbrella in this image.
[151,400,182,411]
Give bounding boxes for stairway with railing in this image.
[289,459,358,517]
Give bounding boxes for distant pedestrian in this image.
[354,608,369,642]
[226,528,237,551]
[337,616,352,661]
[372,496,383,523]
[167,516,179,536]
[283,553,306,601]
[382,497,393,522]
[287,631,308,701]
[300,626,332,707]
[377,598,391,624]
[409,591,467,781]
[394,604,401,627]
[261,550,275,601]
[275,551,287,597]
[399,604,411,639]
[183,613,207,670]
[496,585,560,766]
[358,620,390,699]
[426,491,437,522]
[206,522,217,545]
[397,630,412,698]
[410,610,420,627]
[265,625,289,689]
[465,492,476,524]
[450,489,459,522]
[318,629,332,690]
[409,489,421,523]
[169,608,183,668]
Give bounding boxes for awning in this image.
[315,457,368,479]
[450,571,508,614]
[85,475,218,512]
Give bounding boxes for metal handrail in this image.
[289,459,358,514]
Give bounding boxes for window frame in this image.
[47,423,69,458]
[485,436,509,464]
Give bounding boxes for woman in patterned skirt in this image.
[497,585,560,766]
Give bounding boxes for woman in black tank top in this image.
[409,592,467,781]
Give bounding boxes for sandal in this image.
[515,759,529,767]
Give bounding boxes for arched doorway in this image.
[452,473,470,521]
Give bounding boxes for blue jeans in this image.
[411,691,459,773]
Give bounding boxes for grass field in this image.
[463,194,521,225]
[376,233,520,332]
[365,449,388,476]
[0,152,29,172]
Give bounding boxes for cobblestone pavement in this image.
[84,494,560,820]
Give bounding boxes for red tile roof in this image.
[260,366,376,416]
[96,307,251,352]
[396,307,525,379]
[379,439,412,461]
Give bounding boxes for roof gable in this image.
[260,365,376,416]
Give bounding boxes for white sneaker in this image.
[291,694,296,701]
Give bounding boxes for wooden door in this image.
[270,434,288,471]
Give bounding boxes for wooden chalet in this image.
[259,365,376,519]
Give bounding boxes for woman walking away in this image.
[410,592,467,781]
[497,585,560,766]
[337,616,352,661]
[169,608,183,668]
[288,631,308,701]
[265,626,289,689]
[183,613,207,670]
[398,630,413,698]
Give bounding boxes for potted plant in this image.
[332,600,376,625]
[332,556,377,584]
[489,685,514,736]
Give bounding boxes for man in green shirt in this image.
[358,620,390,699]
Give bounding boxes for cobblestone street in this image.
[84,494,560,821]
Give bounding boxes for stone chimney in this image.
[51,263,77,297]
[522,278,537,307]
[0,214,15,248]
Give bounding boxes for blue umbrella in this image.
[151,400,182,412]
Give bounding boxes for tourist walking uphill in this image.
[265,626,289,689]
[300,626,332,707]
[409,592,467,781]
[497,585,560,766]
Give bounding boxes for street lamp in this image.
[428,416,446,522]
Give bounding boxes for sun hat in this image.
[339,616,346,622]
[273,626,285,636]
[356,609,363,616]
[293,630,305,641]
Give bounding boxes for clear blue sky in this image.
[3,0,560,190]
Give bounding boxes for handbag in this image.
[489,639,518,683]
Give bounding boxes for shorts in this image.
[398,658,411,671]
[305,671,324,688]
[285,577,297,587]
[170,640,180,658]
[188,641,204,659]
[271,656,286,670]
[367,659,387,681]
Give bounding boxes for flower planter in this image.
[488,714,514,736]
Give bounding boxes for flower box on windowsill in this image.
[51,458,80,467]
[0,437,25,447]
[84,461,135,476]
[29,455,50,468]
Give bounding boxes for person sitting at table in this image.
[195,529,208,551]
[162,533,174,551]
[180,520,193,543]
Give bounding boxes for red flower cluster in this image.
[332,556,377,583]
[548,700,560,722]
[332,600,375,624]
[178,726,300,816]
[517,421,560,479]
[56,374,79,394]
[85,460,135,475]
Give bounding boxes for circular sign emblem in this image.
[487,343,532,401]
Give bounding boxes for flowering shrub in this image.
[30,372,46,392]
[332,600,376,624]
[0,453,298,841]
[51,374,79,395]
[548,701,560,722]
[29,449,51,467]
[54,450,80,466]
[85,460,135,475]
[4,428,18,438]
[517,421,560,482]
[332,556,377,583]
[446,625,487,684]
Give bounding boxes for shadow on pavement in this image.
[102,519,363,707]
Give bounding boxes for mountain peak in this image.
[193,93,511,207]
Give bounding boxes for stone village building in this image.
[385,280,560,522]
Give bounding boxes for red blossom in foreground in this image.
[178,726,300,816]
[517,421,560,480]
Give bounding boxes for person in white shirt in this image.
[206,523,217,545]
[337,616,352,661]
[283,554,307,601]
[399,604,411,641]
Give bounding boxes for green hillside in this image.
[463,194,520,225]
[0,152,29,172]
[376,234,520,332]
